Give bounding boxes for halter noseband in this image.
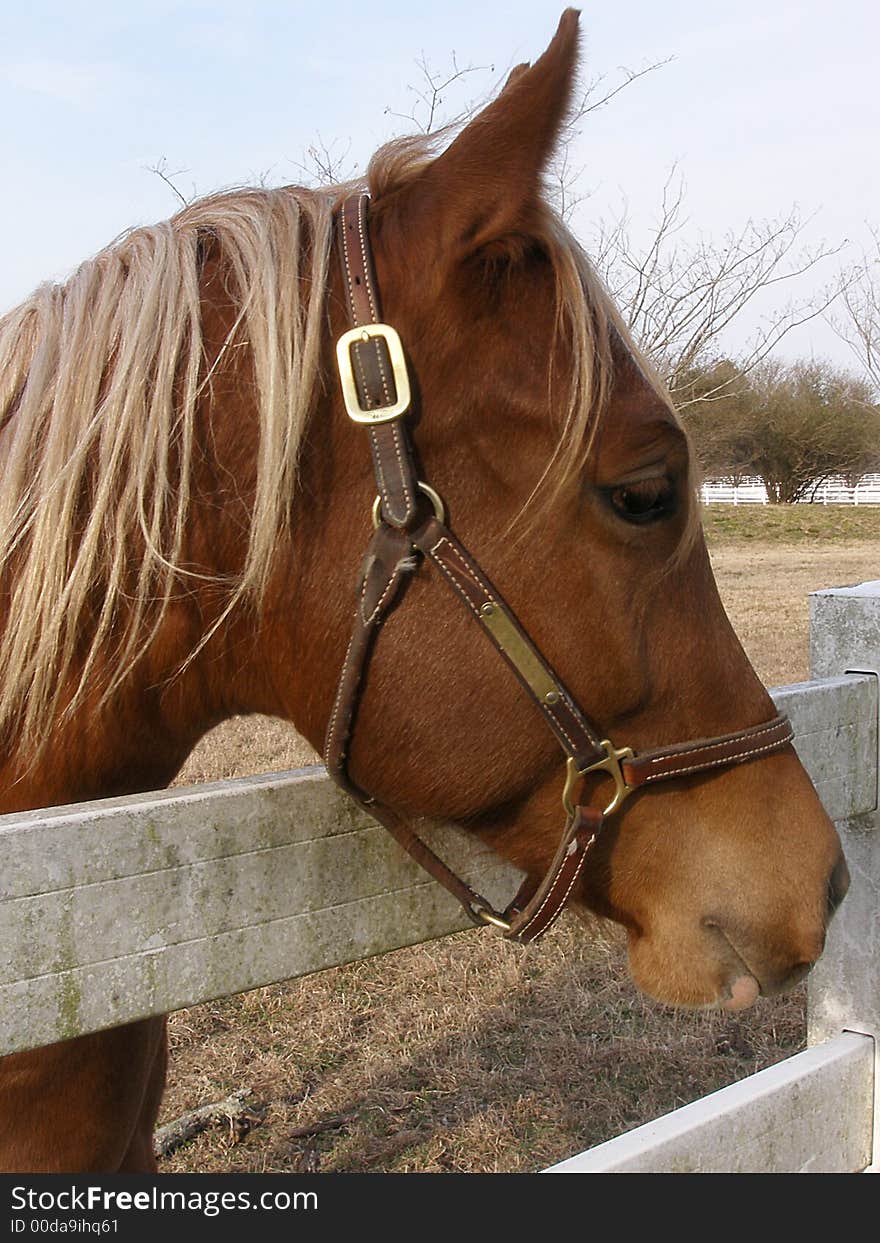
[324,193,793,944]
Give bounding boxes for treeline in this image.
[676,357,879,502]
[677,359,880,504]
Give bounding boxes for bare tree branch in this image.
[144,158,195,208]
[549,59,672,220]
[587,177,847,405]
[574,59,675,121]
[291,135,356,188]
[154,1089,261,1158]
[833,226,880,394]
[384,52,493,135]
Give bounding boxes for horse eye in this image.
[608,478,675,525]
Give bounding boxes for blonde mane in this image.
[0,185,336,748]
[0,136,677,753]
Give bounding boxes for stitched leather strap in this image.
[503,805,605,941]
[325,523,416,788]
[621,715,794,787]
[338,194,420,529]
[324,522,502,924]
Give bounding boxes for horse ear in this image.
[501,61,531,92]
[408,9,580,257]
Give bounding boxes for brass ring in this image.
[372,481,446,529]
[475,907,513,931]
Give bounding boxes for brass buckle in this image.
[563,741,635,820]
[336,324,411,424]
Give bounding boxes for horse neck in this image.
[0,602,225,814]
[0,259,342,817]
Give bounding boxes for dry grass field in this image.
[159,504,880,1172]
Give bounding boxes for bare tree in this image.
[836,226,880,394]
[585,171,846,407]
[682,358,880,502]
[291,136,358,189]
[292,55,493,188]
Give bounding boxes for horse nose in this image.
[827,853,850,920]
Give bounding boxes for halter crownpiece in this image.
[325,192,794,944]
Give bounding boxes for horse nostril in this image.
[827,854,850,920]
[757,956,820,996]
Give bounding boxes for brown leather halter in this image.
[325,192,794,944]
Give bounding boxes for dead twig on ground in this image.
[154,1088,262,1158]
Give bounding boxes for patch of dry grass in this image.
[712,542,880,686]
[703,502,880,545]
[158,515,880,1173]
[175,714,315,788]
[159,926,806,1173]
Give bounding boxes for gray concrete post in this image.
[809,580,880,1170]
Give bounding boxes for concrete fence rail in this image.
[2,583,879,1173]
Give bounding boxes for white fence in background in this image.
[701,474,880,505]
[1,585,878,1173]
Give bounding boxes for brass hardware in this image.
[563,741,635,820]
[478,602,561,705]
[475,907,513,931]
[371,482,446,529]
[336,323,412,424]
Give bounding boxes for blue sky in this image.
[1,1,877,367]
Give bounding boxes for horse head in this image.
[265,10,846,1009]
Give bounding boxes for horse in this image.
[0,10,846,1173]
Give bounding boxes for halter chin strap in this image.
[325,192,794,944]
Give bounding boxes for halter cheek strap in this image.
[325,192,794,945]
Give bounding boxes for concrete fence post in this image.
[809,580,880,1169]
